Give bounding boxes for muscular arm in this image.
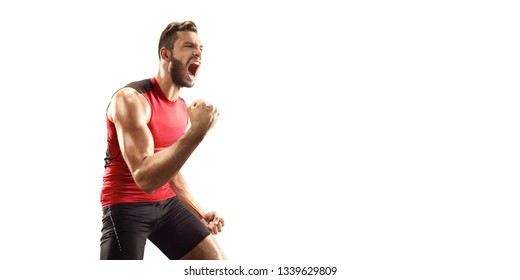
[108,89,211,194]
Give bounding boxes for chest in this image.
[148,101,188,150]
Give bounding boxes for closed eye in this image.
[184,43,203,52]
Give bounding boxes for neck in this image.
[155,69,182,102]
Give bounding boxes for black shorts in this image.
[100,196,211,260]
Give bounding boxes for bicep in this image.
[110,89,154,174]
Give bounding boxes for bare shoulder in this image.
[108,87,149,123]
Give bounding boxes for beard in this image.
[169,57,194,88]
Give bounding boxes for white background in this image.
[1,0,519,279]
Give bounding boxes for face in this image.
[167,31,203,88]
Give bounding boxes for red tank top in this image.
[101,77,189,207]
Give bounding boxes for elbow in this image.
[136,180,155,194]
[139,184,155,194]
[133,170,156,194]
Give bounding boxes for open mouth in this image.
[187,61,201,78]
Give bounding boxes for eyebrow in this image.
[183,41,203,48]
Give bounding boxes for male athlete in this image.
[100,21,226,260]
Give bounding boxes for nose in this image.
[192,49,202,58]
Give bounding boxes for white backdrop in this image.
[1,0,519,279]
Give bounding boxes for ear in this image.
[160,47,170,61]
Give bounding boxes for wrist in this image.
[184,126,207,142]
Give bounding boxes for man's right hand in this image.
[188,99,220,134]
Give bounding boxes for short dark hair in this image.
[158,21,198,58]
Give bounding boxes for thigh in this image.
[148,197,212,260]
[180,234,227,260]
[99,203,155,260]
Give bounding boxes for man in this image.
[100,20,226,260]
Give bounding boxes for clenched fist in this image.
[188,99,219,135]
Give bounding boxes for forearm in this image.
[170,174,206,219]
[133,128,205,193]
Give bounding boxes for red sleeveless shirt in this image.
[101,77,189,207]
